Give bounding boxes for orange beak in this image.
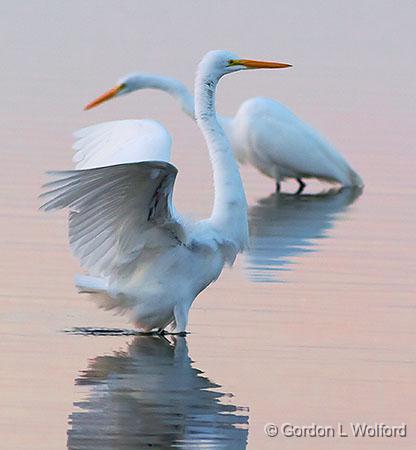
[84,84,125,110]
[232,59,292,69]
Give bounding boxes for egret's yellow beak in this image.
[84,84,125,110]
[230,59,292,69]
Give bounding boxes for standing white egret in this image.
[40,50,291,334]
[85,71,363,193]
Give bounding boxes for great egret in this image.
[83,71,363,194]
[40,50,290,334]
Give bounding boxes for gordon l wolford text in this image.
[273,422,407,438]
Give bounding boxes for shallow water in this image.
[1,1,416,449]
[68,335,249,450]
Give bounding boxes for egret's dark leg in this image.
[275,181,281,193]
[157,328,166,335]
[295,178,306,195]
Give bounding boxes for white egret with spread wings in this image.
[40,50,290,333]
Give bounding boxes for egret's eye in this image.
[227,59,242,67]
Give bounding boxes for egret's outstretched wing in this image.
[73,119,172,169]
[40,162,186,276]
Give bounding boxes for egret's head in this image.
[198,50,291,80]
[84,73,150,110]
[117,73,161,93]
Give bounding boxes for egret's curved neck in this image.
[194,67,248,249]
[129,74,244,159]
[131,74,195,118]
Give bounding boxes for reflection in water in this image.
[67,336,248,449]
[247,188,362,282]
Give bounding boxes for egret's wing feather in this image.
[40,162,185,276]
[73,119,172,169]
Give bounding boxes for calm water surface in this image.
[1,1,415,449]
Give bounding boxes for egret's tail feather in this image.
[75,274,108,293]
[75,274,131,314]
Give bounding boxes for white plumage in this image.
[41,50,290,333]
[231,97,363,189]
[97,71,363,193]
[41,161,185,277]
[73,119,172,169]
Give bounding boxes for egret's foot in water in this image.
[155,328,188,336]
[295,178,306,195]
[168,330,189,336]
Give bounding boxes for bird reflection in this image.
[67,336,248,449]
[246,187,362,282]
